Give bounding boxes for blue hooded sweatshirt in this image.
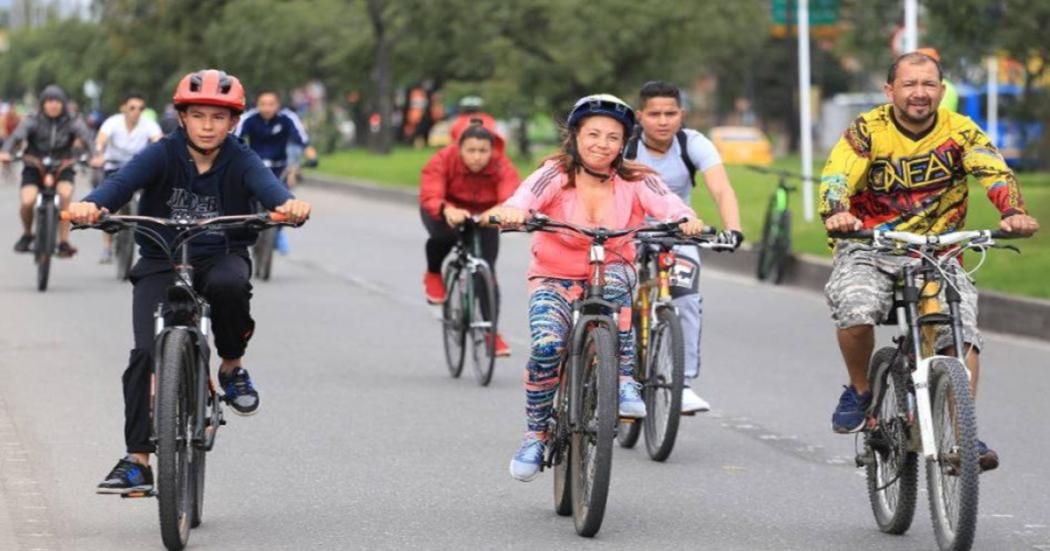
[84,127,293,260]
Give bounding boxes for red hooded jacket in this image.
[419,117,520,220]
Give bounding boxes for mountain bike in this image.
[22,154,84,291]
[617,229,734,461]
[67,210,299,551]
[832,228,1020,551]
[500,212,685,537]
[747,165,802,284]
[441,217,498,386]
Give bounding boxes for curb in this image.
[301,172,1050,342]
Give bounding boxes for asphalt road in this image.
[0,181,1048,550]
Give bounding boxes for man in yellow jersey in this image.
[820,52,1038,470]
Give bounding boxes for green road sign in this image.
[771,0,839,26]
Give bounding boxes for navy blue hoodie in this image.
[84,128,293,260]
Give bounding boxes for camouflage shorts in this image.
[824,242,982,351]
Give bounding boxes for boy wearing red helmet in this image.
[68,70,311,494]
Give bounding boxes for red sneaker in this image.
[493,333,511,357]
[424,272,446,304]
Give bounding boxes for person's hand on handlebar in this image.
[825,212,863,233]
[481,206,526,228]
[443,205,471,227]
[1000,213,1039,237]
[67,202,107,224]
[677,217,706,237]
[275,199,311,224]
[716,229,744,250]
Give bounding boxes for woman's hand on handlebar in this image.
[825,212,862,233]
[443,205,471,227]
[67,202,107,224]
[677,217,706,236]
[481,206,526,228]
[275,199,311,224]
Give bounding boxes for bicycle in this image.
[66,210,299,551]
[747,165,802,284]
[499,212,685,537]
[22,154,84,292]
[252,158,316,281]
[617,229,734,461]
[831,228,1020,551]
[441,217,498,386]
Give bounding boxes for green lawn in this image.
[314,147,1050,299]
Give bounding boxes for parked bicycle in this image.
[747,165,804,284]
[831,228,1020,551]
[66,210,299,551]
[499,212,686,537]
[441,216,499,386]
[617,228,734,461]
[22,153,85,291]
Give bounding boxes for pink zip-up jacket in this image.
[504,161,697,280]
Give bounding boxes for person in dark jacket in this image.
[67,69,311,495]
[1,85,97,256]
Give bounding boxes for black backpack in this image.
[624,127,697,186]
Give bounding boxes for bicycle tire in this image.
[926,358,979,551]
[552,362,572,516]
[441,264,466,378]
[617,307,644,449]
[570,325,617,537]
[253,228,276,281]
[115,228,134,280]
[771,210,792,284]
[156,330,196,550]
[865,347,919,534]
[190,445,206,528]
[643,307,685,462]
[35,201,55,292]
[755,194,778,281]
[469,263,498,386]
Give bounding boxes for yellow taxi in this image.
[709,126,774,166]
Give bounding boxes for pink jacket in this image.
[504,161,696,280]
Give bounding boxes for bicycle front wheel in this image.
[865,348,918,534]
[253,227,277,281]
[156,330,197,550]
[35,201,55,292]
[643,307,685,462]
[468,264,497,386]
[926,358,979,551]
[190,446,206,528]
[441,264,466,378]
[755,195,778,281]
[570,324,617,537]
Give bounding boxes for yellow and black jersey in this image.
[819,104,1026,234]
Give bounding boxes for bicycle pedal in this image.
[120,489,156,499]
[680,411,697,417]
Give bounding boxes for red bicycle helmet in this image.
[173,69,246,113]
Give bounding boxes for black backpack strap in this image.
[623,124,642,160]
[677,129,697,186]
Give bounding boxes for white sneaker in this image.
[681,387,711,413]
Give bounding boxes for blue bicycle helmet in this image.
[566,94,635,134]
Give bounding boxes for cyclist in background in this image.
[0,85,96,257]
[234,90,316,254]
[90,92,163,263]
[67,69,311,494]
[419,117,518,356]
[821,52,1038,470]
[484,94,705,482]
[627,80,743,414]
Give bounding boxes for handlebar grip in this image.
[268,212,289,223]
[990,230,1022,239]
[828,230,874,239]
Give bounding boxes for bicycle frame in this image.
[450,219,494,332]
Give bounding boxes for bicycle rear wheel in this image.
[441,264,466,378]
[926,358,979,551]
[156,330,196,550]
[35,201,55,292]
[468,263,497,386]
[190,447,206,529]
[253,227,277,281]
[552,362,572,516]
[643,307,685,462]
[771,210,792,284]
[570,325,617,537]
[755,195,777,281]
[865,347,918,534]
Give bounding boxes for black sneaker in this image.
[97,457,153,495]
[13,234,33,253]
[219,367,260,416]
[977,439,1000,472]
[56,241,77,258]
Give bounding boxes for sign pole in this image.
[798,0,814,221]
[904,0,918,52]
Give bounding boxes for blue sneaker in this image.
[275,230,290,255]
[832,385,872,433]
[509,434,546,482]
[619,378,647,419]
[220,367,260,416]
[96,457,153,495]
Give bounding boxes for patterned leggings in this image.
[524,263,636,434]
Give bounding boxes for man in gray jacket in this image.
[0,85,96,256]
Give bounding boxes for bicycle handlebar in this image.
[492,212,690,240]
[62,211,295,229]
